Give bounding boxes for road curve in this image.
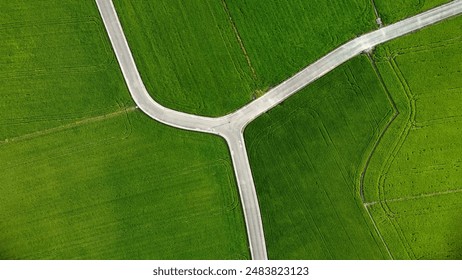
[95,0,462,260]
[95,0,267,260]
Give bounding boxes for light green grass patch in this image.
[0,0,132,139]
[363,15,462,259]
[368,192,462,259]
[0,112,249,259]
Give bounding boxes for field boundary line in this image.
[0,106,136,146]
[365,188,462,207]
[355,54,398,259]
[220,0,258,81]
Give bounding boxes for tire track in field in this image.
[364,188,462,207]
[361,49,421,259]
[0,106,136,146]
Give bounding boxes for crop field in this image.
[245,56,393,259]
[225,0,377,90]
[0,0,132,140]
[0,0,248,259]
[363,15,462,259]
[113,0,378,116]
[0,112,249,259]
[374,0,451,24]
[112,0,257,117]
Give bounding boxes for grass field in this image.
[225,0,377,90]
[0,0,132,140]
[0,112,249,259]
[374,0,451,24]
[112,0,257,117]
[0,0,248,259]
[112,0,377,116]
[245,56,393,259]
[362,15,462,259]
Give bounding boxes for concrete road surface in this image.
[95,0,462,260]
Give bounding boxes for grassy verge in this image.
[245,56,393,259]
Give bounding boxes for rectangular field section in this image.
[0,112,249,259]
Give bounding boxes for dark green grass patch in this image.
[374,0,451,24]
[225,0,376,90]
[245,56,393,259]
[113,0,257,117]
[0,112,249,259]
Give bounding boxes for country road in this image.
[95,0,462,260]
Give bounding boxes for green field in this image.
[225,0,377,89]
[113,0,257,117]
[374,0,451,24]
[0,112,248,259]
[363,16,462,259]
[245,56,393,259]
[0,0,132,139]
[0,0,248,260]
[113,0,377,116]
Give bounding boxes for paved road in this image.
[95,0,462,260]
[95,0,267,260]
[229,0,462,128]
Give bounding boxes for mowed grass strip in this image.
[0,112,249,259]
[245,56,393,259]
[363,16,462,259]
[0,0,132,139]
[112,0,257,117]
[374,0,451,24]
[225,0,376,89]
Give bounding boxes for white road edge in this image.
[95,0,462,260]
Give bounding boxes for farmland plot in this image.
[0,0,249,260]
[363,16,462,259]
[374,0,451,24]
[0,112,249,259]
[225,0,377,90]
[245,56,393,259]
[112,0,257,116]
[0,0,132,139]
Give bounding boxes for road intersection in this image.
[95,0,462,260]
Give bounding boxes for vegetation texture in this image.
[113,0,257,116]
[374,0,451,24]
[363,16,462,259]
[0,112,248,259]
[245,56,393,259]
[225,0,377,91]
[0,0,248,260]
[113,0,378,116]
[0,0,132,139]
